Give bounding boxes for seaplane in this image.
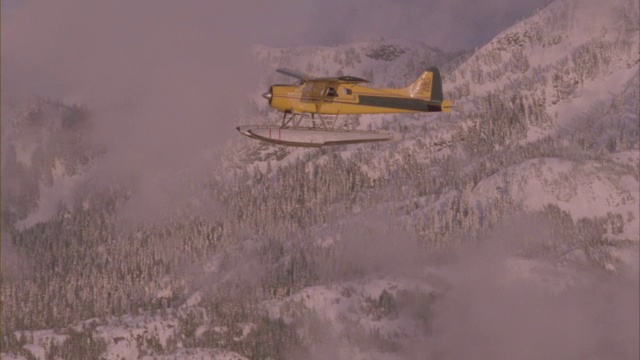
[237,67,452,147]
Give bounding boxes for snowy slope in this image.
[223,1,640,356]
[9,316,249,360]
[3,0,639,358]
[230,0,640,238]
[472,154,639,240]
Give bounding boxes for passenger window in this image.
[341,88,352,95]
[326,87,338,97]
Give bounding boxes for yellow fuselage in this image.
[269,84,451,115]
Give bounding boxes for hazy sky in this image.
[2,0,551,50]
[2,3,638,358]
[291,0,551,49]
[1,0,548,219]
[1,0,552,112]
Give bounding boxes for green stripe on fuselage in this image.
[358,95,441,112]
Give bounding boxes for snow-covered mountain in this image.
[2,0,639,359]
[231,0,639,250]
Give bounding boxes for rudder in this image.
[406,67,444,102]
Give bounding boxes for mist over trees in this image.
[2,0,639,358]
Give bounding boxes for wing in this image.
[276,68,369,84]
[276,68,313,82]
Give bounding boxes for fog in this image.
[419,231,639,360]
[2,1,300,220]
[1,0,549,220]
[2,1,637,358]
[294,0,551,51]
[322,215,639,359]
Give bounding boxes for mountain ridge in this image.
[2,0,639,358]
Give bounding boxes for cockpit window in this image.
[326,87,338,97]
[341,88,352,95]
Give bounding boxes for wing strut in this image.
[281,113,304,128]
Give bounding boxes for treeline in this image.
[3,83,633,332]
[3,85,637,358]
[2,17,638,357]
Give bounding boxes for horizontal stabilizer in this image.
[441,100,452,112]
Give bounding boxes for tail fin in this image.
[405,67,443,101]
[404,67,451,112]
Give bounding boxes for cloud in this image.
[327,212,424,278]
[297,0,550,50]
[1,0,549,223]
[1,0,312,221]
[414,222,640,360]
[0,230,33,280]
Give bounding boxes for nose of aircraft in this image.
[262,91,272,101]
